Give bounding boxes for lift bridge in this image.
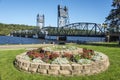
[11,5,105,40]
[11,22,105,39]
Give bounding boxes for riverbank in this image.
[0,44,53,50]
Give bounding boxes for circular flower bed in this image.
[25,46,98,64]
[15,45,109,76]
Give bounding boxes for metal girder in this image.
[11,22,105,37]
[41,22,105,36]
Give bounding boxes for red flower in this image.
[63,53,73,60]
[26,50,45,59]
[81,48,94,59]
[49,53,59,60]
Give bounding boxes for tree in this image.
[106,0,120,44]
[0,23,34,35]
[106,0,120,33]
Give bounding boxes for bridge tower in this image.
[36,14,45,29]
[57,5,69,27]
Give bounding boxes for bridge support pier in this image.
[57,36,67,41]
[25,35,28,38]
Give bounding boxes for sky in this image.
[0,0,112,27]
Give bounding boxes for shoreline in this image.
[0,44,54,50]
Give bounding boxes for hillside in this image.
[0,23,35,35]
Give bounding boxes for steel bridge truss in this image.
[44,22,105,37]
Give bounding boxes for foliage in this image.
[62,52,73,60]
[26,50,45,60]
[26,48,60,63]
[106,0,120,33]
[51,57,69,65]
[81,48,94,59]
[21,55,30,61]
[49,52,59,60]
[25,45,100,64]
[32,58,44,63]
[73,54,81,62]
[0,23,34,35]
[91,52,103,61]
[78,59,92,64]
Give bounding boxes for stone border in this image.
[15,52,109,76]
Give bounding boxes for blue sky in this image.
[0,0,112,27]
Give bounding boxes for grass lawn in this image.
[0,43,120,80]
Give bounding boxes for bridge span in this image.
[11,22,106,42]
[43,22,105,37]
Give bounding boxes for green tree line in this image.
[0,23,35,35]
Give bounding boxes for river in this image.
[0,36,51,44]
[45,36,105,42]
[0,36,105,44]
